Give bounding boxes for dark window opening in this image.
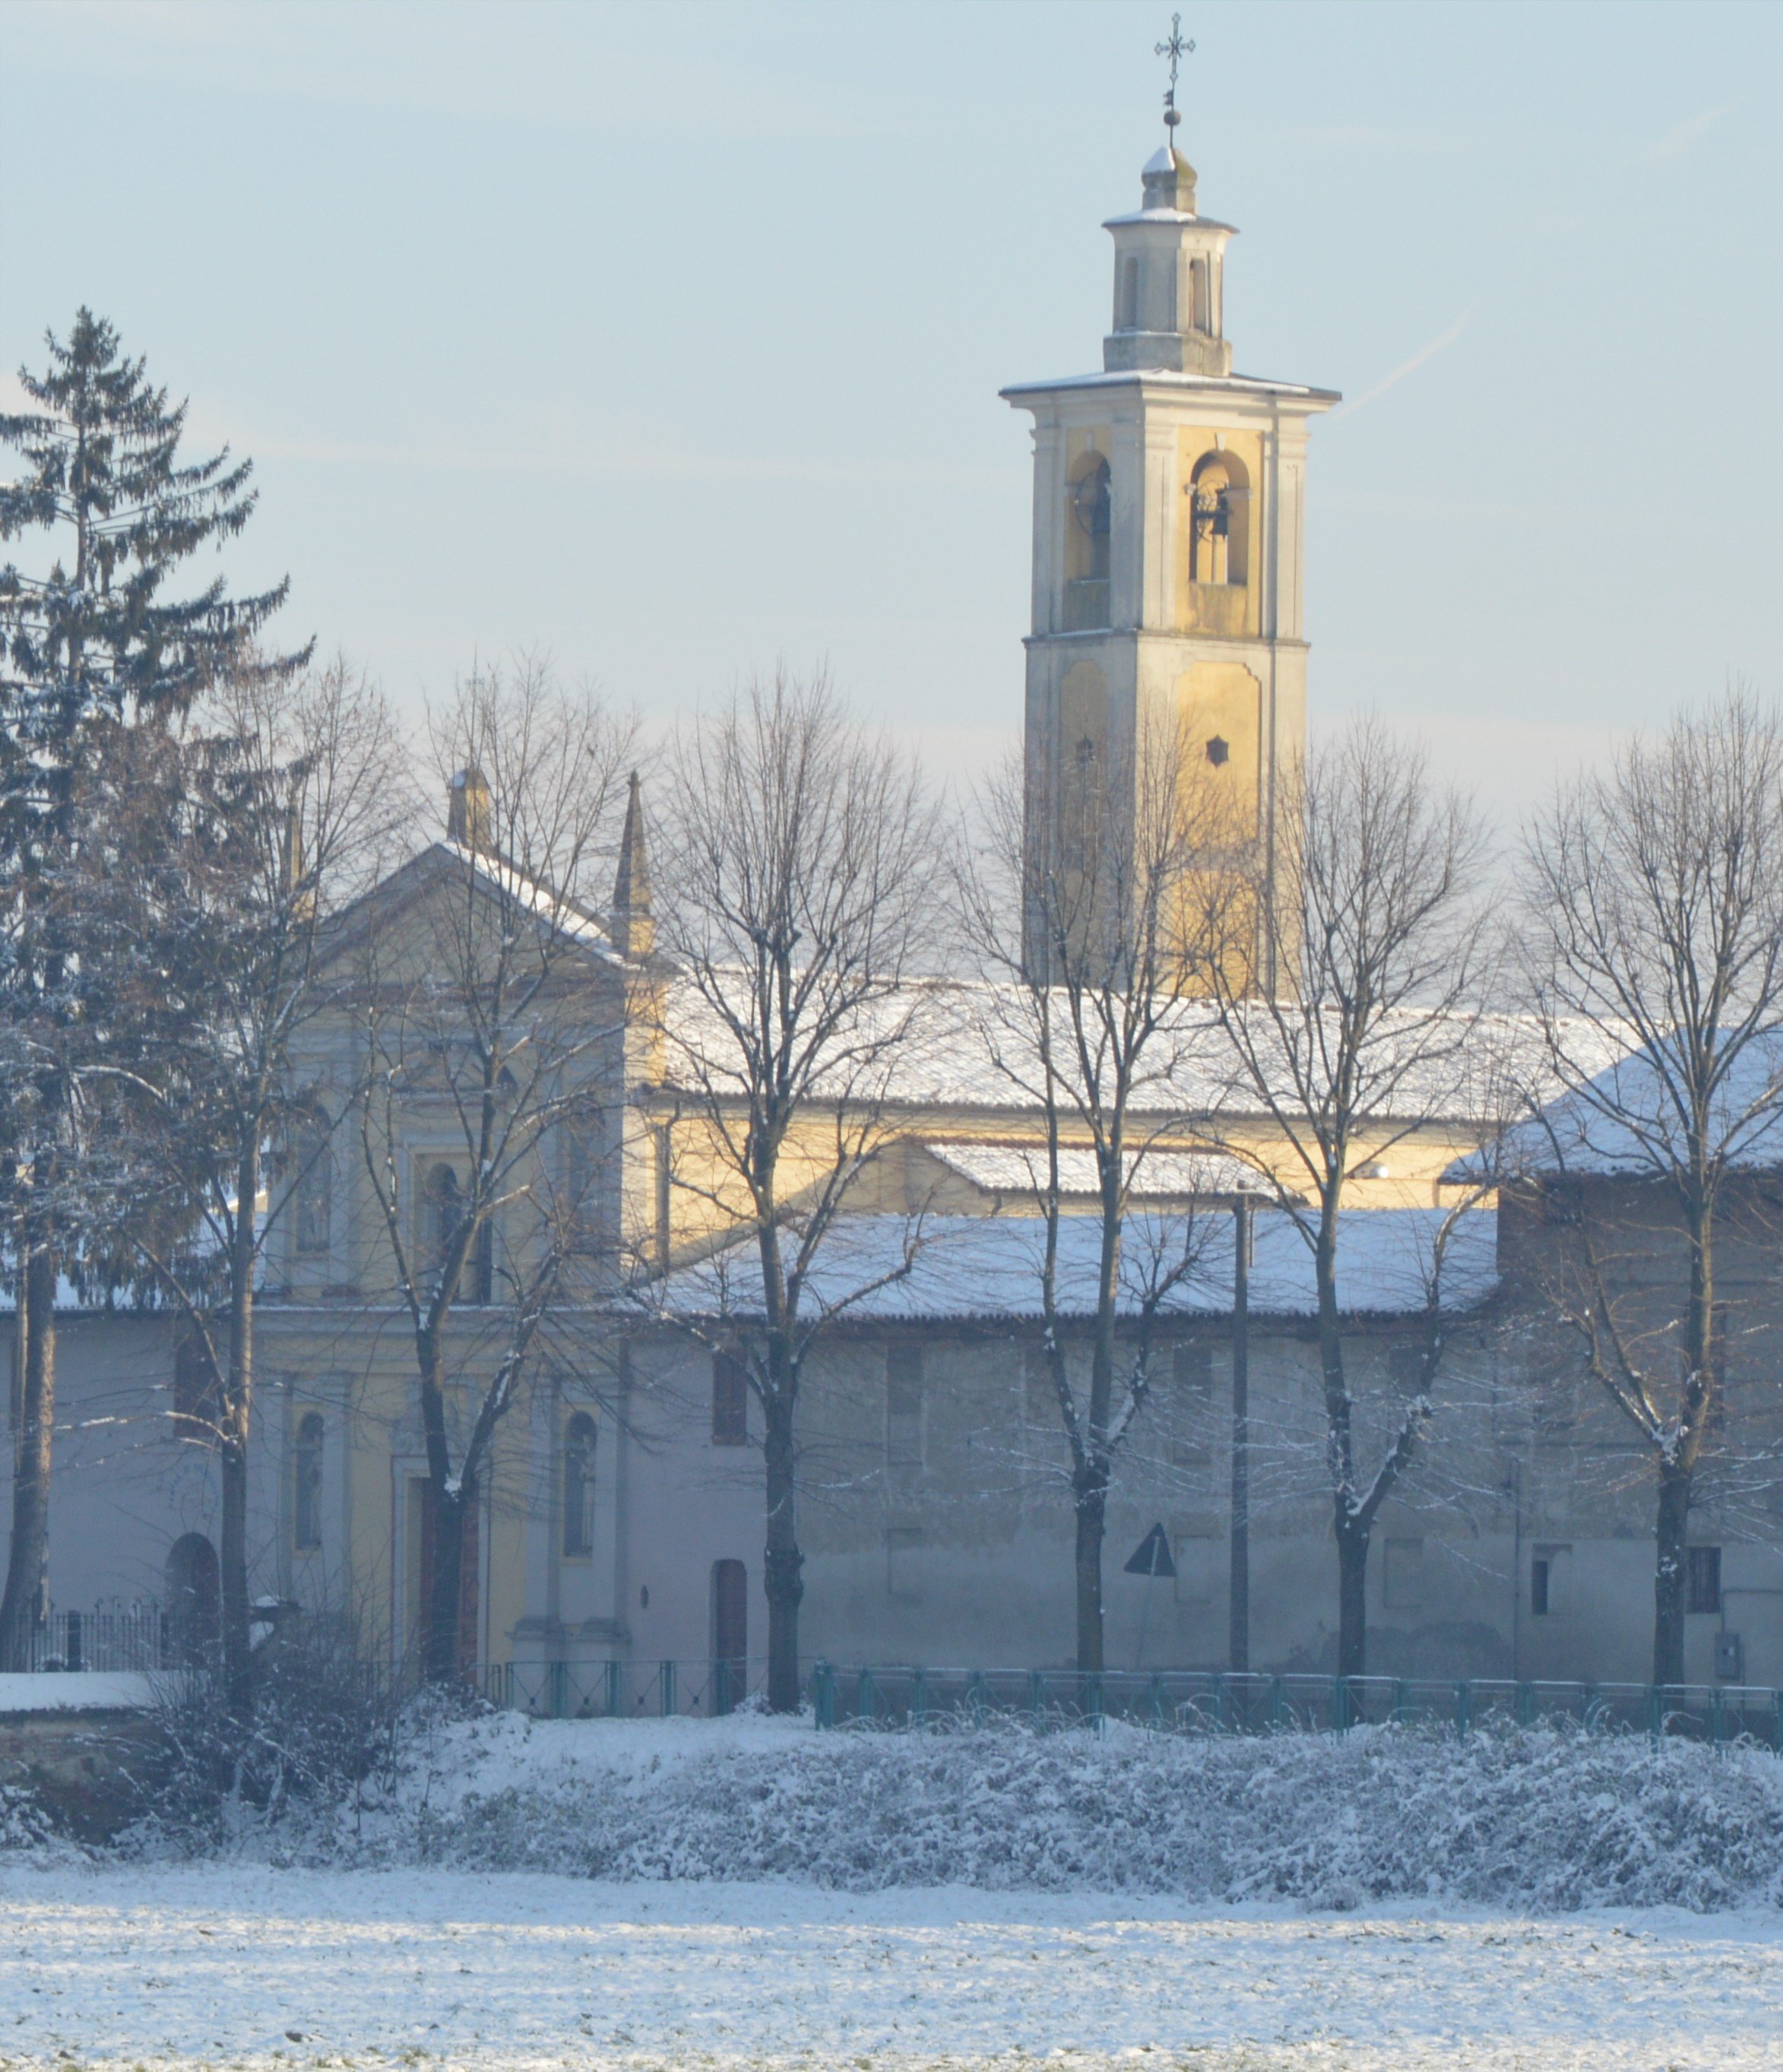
[1205,736,1230,767]
[294,1411,324,1551]
[1531,1557,1550,1617]
[1687,1544,1721,1615]
[711,1353,749,1446]
[562,1411,597,1557]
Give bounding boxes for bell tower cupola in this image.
[1104,147,1234,379]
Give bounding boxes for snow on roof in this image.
[657,1205,1496,1326]
[1002,370,1341,403]
[441,841,620,965]
[1450,1032,1783,1182]
[656,977,1601,1126]
[923,1141,1272,1200]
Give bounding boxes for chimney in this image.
[610,770,653,957]
[448,765,492,852]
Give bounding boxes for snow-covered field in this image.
[0,1862,1778,2070]
[3,1709,1781,2067]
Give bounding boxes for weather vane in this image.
[1155,12,1193,141]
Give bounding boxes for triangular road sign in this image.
[1123,1522,1176,1578]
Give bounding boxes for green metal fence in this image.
[472,1655,1783,1747]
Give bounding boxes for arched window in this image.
[163,1532,220,1669]
[425,1162,464,1262]
[1070,456,1112,584]
[562,1411,597,1557]
[423,1162,494,1301]
[1120,255,1142,331]
[1188,449,1250,587]
[294,1120,332,1256]
[294,1411,324,1551]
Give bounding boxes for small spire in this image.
[610,770,653,958]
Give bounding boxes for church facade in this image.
[11,138,1783,1703]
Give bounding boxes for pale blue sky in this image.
[2,1,1778,808]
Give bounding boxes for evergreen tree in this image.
[0,309,302,1670]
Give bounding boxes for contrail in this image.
[1335,315,1471,420]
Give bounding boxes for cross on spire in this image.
[1155,11,1194,140]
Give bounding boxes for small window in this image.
[886,1344,924,1466]
[711,1352,749,1446]
[293,1411,324,1551]
[1687,1544,1721,1615]
[562,1411,597,1557]
[1383,1536,1424,1611]
[294,1124,332,1255]
[1531,1543,1569,1616]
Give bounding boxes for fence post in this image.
[604,1659,621,1718]
[1711,1685,1726,1748]
[1148,1672,1165,1732]
[912,1666,930,1727]
[1028,1669,1044,1722]
[1517,1681,1535,1729]
[1393,1678,1411,1727]
[660,1660,676,1717]
[857,1666,875,1725]
[967,1668,987,1725]
[1333,1676,1351,1733]
[1646,1685,1661,1744]
[1454,1681,1470,1739]
[1085,1671,1104,1731]
[1268,1676,1284,1733]
[812,1660,835,1730]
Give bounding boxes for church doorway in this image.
[711,1558,747,1714]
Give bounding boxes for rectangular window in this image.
[886,1344,923,1466]
[1531,1543,1570,1616]
[1687,1544,1722,1615]
[1383,1536,1425,1611]
[711,1353,749,1446]
[293,1411,325,1551]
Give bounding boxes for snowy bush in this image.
[281,1708,1783,1912]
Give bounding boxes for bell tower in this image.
[1002,119,1337,987]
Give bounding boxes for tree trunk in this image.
[219,1143,258,1714]
[1653,1460,1690,1689]
[1335,1515,1369,1680]
[1074,1463,1107,1675]
[425,1477,474,1684]
[0,1242,55,1671]
[762,1386,803,1712]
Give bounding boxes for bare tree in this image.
[1199,714,1495,1678]
[1517,689,1783,1687]
[353,661,633,1683]
[957,718,1230,1674]
[651,668,943,1712]
[90,654,406,1709]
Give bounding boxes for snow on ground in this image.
[0,1861,1780,2070]
[4,1710,1780,2067]
[0,1671,155,1713]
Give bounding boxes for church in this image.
[14,124,1783,1706]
